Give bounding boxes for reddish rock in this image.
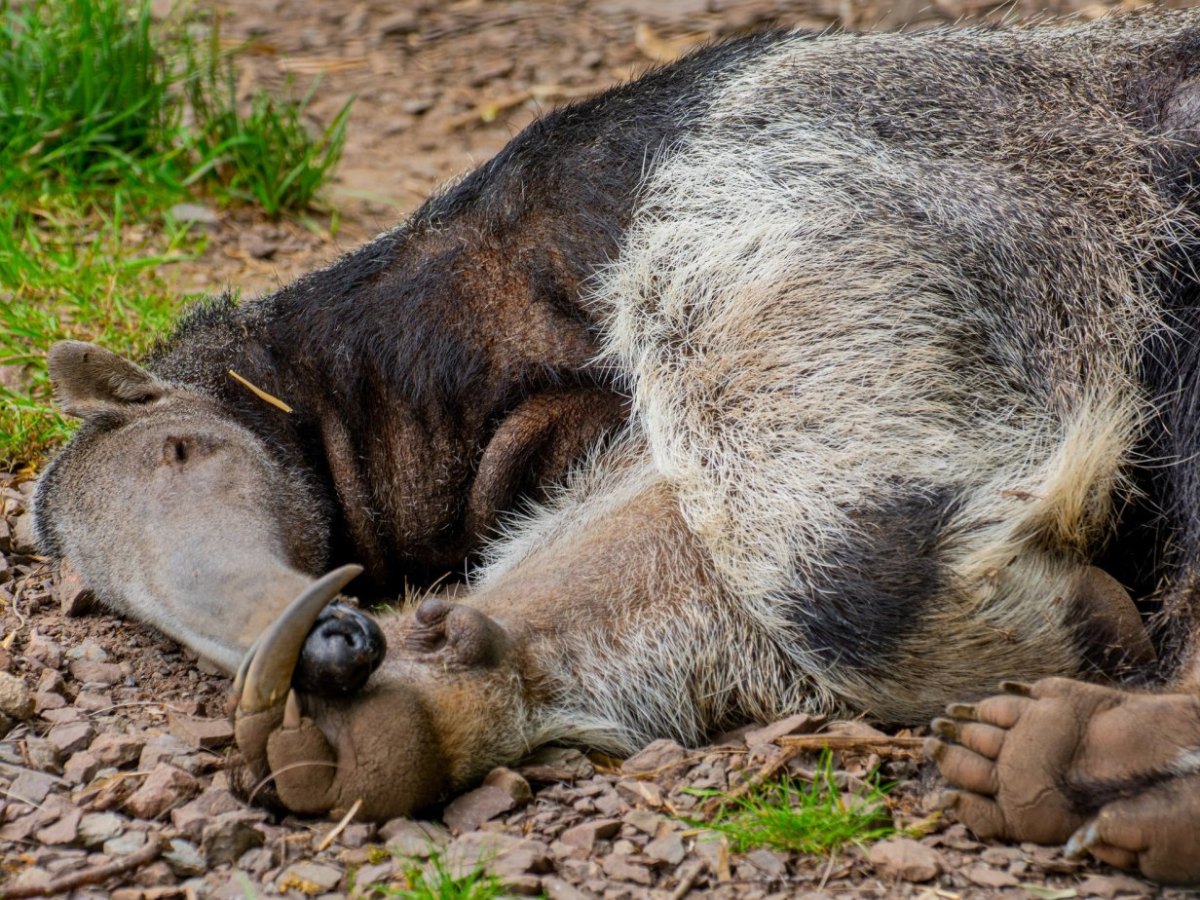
[964,863,1019,889]
[123,763,201,819]
[621,738,688,776]
[167,711,235,750]
[64,750,101,784]
[34,806,82,845]
[90,733,146,767]
[0,670,34,720]
[559,818,621,851]
[442,768,532,833]
[48,720,95,755]
[868,837,944,883]
[68,658,125,687]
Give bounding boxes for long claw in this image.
[1064,820,1099,859]
[238,564,363,714]
[1000,680,1033,696]
[283,689,302,729]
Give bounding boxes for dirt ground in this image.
[4,0,1200,897]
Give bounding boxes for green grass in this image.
[353,851,508,900]
[0,0,353,469]
[688,752,897,856]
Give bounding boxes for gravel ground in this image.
[4,1,1199,897]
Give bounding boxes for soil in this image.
[3,0,1197,897]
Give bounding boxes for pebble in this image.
[964,863,1019,888]
[78,811,127,848]
[0,670,34,720]
[201,811,266,866]
[163,838,206,877]
[123,763,201,819]
[442,767,532,832]
[91,733,147,767]
[620,739,688,776]
[35,806,82,845]
[64,750,101,784]
[868,837,944,883]
[380,817,450,857]
[167,711,234,750]
[277,861,344,894]
[104,830,149,855]
[49,720,95,755]
[560,819,621,851]
[25,631,63,668]
[644,830,686,866]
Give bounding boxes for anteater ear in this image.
[47,341,167,421]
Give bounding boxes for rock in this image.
[354,860,395,890]
[601,852,653,885]
[10,768,57,805]
[22,735,61,772]
[78,811,126,848]
[36,665,66,696]
[34,690,67,713]
[824,719,887,739]
[963,864,1019,888]
[0,670,34,720]
[542,876,593,900]
[644,830,686,866]
[744,848,788,878]
[24,631,63,668]
[167,711,235,750]
[517,746,595,783]
[171,786,245,840]
[56,559,96,616]
[743,713,823,747]
[621,738,688,776]
[138,734,192,770]
[868,837,944,883]
[380,818,450,857]
[239,230,279,260]
[452,832,551,878]
[277,861,344,894]
[11,510,36,553]
[123,763,201,819]
[104,830,149,855]
[163,838,206,877]
[559,818,621,851]
[64,750,100,784]
[442,769,532,832]
[91,733,146,767]
[48,720,95,755]
[66,639,108,661]
[75,689,112,711]
[0,711,12,738]
[614,779,660,808]
[623,808,661,835]
[202,811,266,866]
[35,806,82,845]
[68,658,125,687]
[1076,873,1155,898]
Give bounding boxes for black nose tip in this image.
[293,602,386,696]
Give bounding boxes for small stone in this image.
[0,670,34,720]
[138,734,192,770]
[644,830,686,866]
[600,853,653,885]
[75,690,112,712]
[123,763,201,819]
[614,779,661,808]
[10,768,56,805]
[868,837,944,883]
[516,746,594,783]
[91,733,146,767]
[167,711,234,750]
[171,786,245,840]
[354,860,395,889]
[963,864,1019,888]
[35,806,82,845]
[744,848,788,878]
[56,559,96,616]
[104,830,149,855]
[78,811,126,848]
[48,720,95,755]
[201,811,266,866]
[380,818,450,857]
[560,818,621,851]
[66,639,108,661]
[68,659,124,687]
[34,690,67,712]
[744,713,823,747]
[11,510,36,553]
[64,750,101,784]
[163,838,206,877]
[25,631,63,668]
[452,832,551,877]
[1076,873,1155,898]
[277,861,344,894]
[621,738,688,776]
[542,876,592,900]
[442,771,531,833]
[37,666,66,695]
[239,230,279,260]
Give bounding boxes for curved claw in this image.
[238,564,364,714]
[1065,819,1099,859]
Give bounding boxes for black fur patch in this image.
[789,486,957,672]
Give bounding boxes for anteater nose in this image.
[293,602,386,696]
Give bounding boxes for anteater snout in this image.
[294,602,386,696]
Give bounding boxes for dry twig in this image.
[0,833,163,899]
